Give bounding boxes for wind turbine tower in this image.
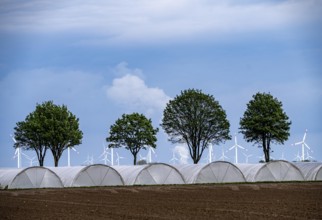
[11,134,21,168]
[110,148,114,166]
[294,129,310,161]
[147,147,156,163]
[67,146,79,167]
[229,133,245,164]
[207,144,214,163]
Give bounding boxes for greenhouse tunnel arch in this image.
[0,166,63,189]
[293,162,322,181]
[174,161,246,184]
[50,164,124,187]
[114,163,185,185]
[237,160,304,182]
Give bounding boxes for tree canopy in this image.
[14,101,83,166]
[161,89,231,164]
[106,113,159,165]
[239,92,291,162]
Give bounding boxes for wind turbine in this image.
[169,150,179,165]
[67,146,79,167]
[229,134,245,164]
[243,153,252,164]
[83,155,94,166]
[146,147,156,163]
[22,152,37,167]
[11,134,21,168]
[294,129,310,161]
[218,147,229,161]
[99,145,110,165]
[293,150,301,162]
[115,152,124,166]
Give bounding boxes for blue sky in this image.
[0,0,321,167]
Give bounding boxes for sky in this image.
[0,0,321,168]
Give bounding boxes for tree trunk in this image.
[51,147,62,167]
[39,158,44,166]
[264,149,270,163]
[133,155,137,165]
[263,137,270,162]
[37,151,45,166]
[54,156,59,167]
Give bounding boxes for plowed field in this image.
[1,182,321,219]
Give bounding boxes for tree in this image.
[106,113,159,165]
[239,92,291,162]
[14,101,83,167]
[161,89,231,164]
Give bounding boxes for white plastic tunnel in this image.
[113,163,185,185]
[49,164,124,187]
[236,160,305,182]
[0,166,63,189]
[293,162,322,181]
[174,161,246,184]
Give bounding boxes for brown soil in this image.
[1,182,321,220]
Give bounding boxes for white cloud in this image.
[1,0,320,45]
[106,64,171,116]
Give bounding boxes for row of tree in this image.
[13,89,291,166]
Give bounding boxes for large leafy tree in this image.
[161,89,231,164]
[106,113,159,165]
[14,101,83,167]
[239,92,291,162]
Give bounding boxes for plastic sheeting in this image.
[49,164,124,187]
[293,162,322,181]
[236,160,304,182]
[174,161,246,184]
[0,167,63,189]
[113,163,185,185]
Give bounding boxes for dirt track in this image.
[1,182,321,219]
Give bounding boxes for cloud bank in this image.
[1,0,320,45]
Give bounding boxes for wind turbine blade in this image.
[10,134,17,143]
[304,143,310,150]
[303,130,307,142]
[229,146,235,151]
[294,142,302,145]
[237,145,245,149]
